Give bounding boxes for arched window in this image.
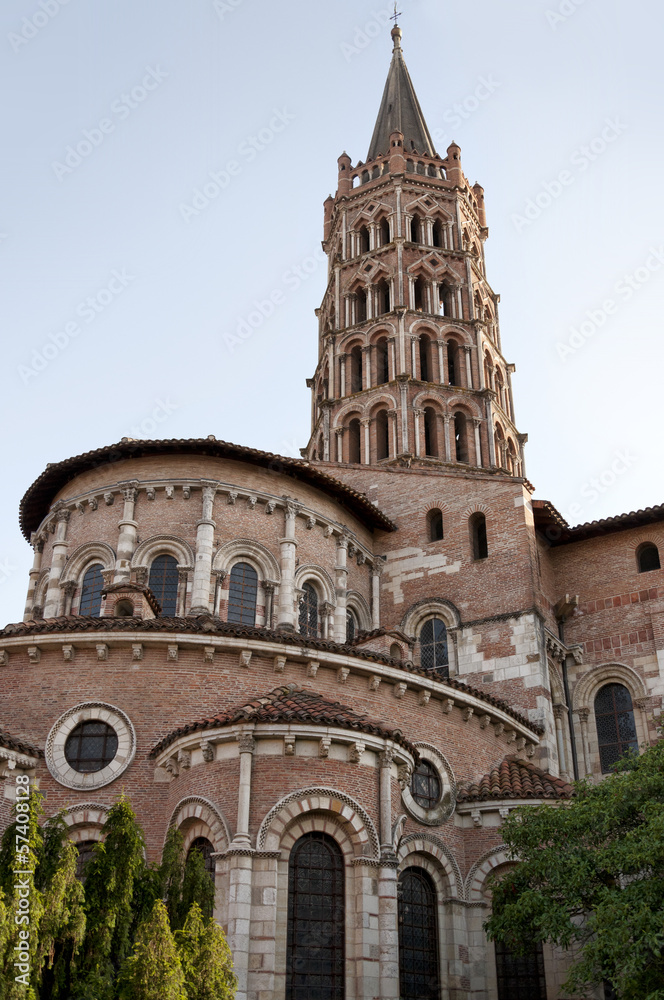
[379,217,391,246]
[410,214,421,243]
[470,513,488,560]
[75,840,98,882]
[350,346,363,393]
[299,583,319,638]
[427,509,444,542]
[148,554,179,616]
[424,407,438,457]
[348,418,361,464]
[376,338,389,385]
[447,341,458,384]
[637,543,661,573]
[187,836,216,884]
[355,288,367,323]
[432,219,445,248]
[79,564,104,617]
[454,412,469,463]
[359,225,370,253]
[228,562,258,625]
[420,618,448,675]
[375,409,389,461]
[439,283,454,317]
[413,276,426,312]
[419,335,431,381]
[594,683,638,773]
[410,760,441,809]
[286,832,345,1000]
[376,279,391,315]
[345,609,356,644]
[398,867,440,1000]
[390,643,403,660]
[495,939,547,1000]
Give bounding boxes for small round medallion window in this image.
[411,760,441,809]
[65,721,119,773]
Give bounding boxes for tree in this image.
[485,739,664,1000]
[176,902,236,1000]
[35,834,86,999]
[157,827,215,931]
[118,899,186,1000]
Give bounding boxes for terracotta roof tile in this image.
[456,756,573,803]
[150,684,416,758]
[0,728,43,759]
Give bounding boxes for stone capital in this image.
[237,734,256,755]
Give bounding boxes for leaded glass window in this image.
[495,939,546,1000]
[398,867,439,1000]
[420,618,448,675]
[299,583,319,638]
[286,832,345,1000]
[411,760,441,810]
[149,554,179,616]
[64,721,118,773]
[228,562,258,625]
[79,564,104,617]
[595,683,638,773]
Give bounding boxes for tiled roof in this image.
[533,498,664,546]
[150,684,416,758]
[19,438,396,539]
[0,617,542,736]
[0,728,43,759]
[456,756,573,803]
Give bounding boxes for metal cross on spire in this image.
[391,2,402,25]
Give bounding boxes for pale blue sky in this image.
[1,0,662,624]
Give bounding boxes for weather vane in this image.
[391,2,402,25]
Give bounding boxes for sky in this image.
[1,0,662,625]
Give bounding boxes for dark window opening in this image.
[228,562,258,626]
[432,220,444,247]
[638,543,661,573]
[348,418,361,464]
[187,836,216,883]
[286,832,345,1000]
[424,407,438,458]
[454,412,469,463]
[595,683,638,773]
[65,721,118,773]
[420,618,448,675]
[439,283,454,317]
[114,599,134,618]
[75,840,98,882]
[447,342,458,385]
[355,288,367,323]
[410,761,441,810]
[390,642,403,660]
[427,509,444,542]
[380,217,391,245]
[79,564,104,617]
[299,583,319,638]
[413,276,426,312]
[359,226,370,254]
[410,214,421,243]
[495,939,546,1000]
[149,554,179,616]
[470,513,488,560]
[346,610,356,644]
[350,346,363,393]
[419,335,431,381]
[376,279,391,315]
[376,339,389,385]
[376,409,389,461]
[398,867,439,1000]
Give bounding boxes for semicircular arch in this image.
[132,535,195,570]
[168,795,231,855]
[257,786,380,858]
[62,542,116,584]
[397,833,462,898]
[212,539,280,582]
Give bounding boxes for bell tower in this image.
[305,25,526,479]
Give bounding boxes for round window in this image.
[410,759,442,809]
[65,721,119,773]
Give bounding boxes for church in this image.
[1,23,662,1000]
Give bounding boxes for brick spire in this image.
[367,25,437,160]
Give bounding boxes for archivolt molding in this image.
[442,327,473,347]
[257,786,380,858]
[332,402,367,427]
[572,662,648,713]
[397,833,463,898]
[401,598,462,636]
[346,590,372,630]
[410,319,444,339]
[367,320,397,341]
[367,393,398,414]
[294,565,336,605]
[45,702,136,791]
[131,535,195,570]
[412,389,447,410]
[168,795,231,855]
[61,802,108,843]
[62,542,116,584]
[422,499,452,516]
[212,539,280,583]
[447,397,482,419]
[465,845,511,902]
[462,502,491,519]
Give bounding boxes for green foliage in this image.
[180,847,215,926]
[118,900,186,1000]
[36,837,86,999]
[485,738,664,999]
[156,828,214,931]
[176,903,236,1000]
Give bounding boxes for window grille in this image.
[187,837,216,883]
[398,867,440,1000]
[495,939,546,1000]
[79,564,104,616]
[228,562,258,625]
[420,618,448,675]
[594,683,638,773]
[411,760,441,809]
[299,583,319,638]
[345,610,356,644]
[286,832,345,1000]
[149,554,179,616]
[64,721,118,773]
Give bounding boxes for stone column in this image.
[60,580,77,617]
[413,408,423,457]
[379,749,396,852]
[464,346,473,388]
[212,570,227,617]
[190,483,218,614]
[361,418,371,465]
[635,697,652,743]
[263,582,275,630]
[43,509,71,618]
[576,708,592,776]
[397,375,409,453]
[177,570,190,616]
[339,353,347,397]
[113,482,140,583]
[323,403,331,461]
[233,733,256,848]
[387,337,397,380]
[387,409,398,459]
[378,751,400,1000]
[456,287,463,320]
[473,418,483,467]
[410,337,418,378]
[333,534,349,643]
[24,535,45,622]
[443,415,452,462]
[486,400,497,467]
[371,562,382,629]
[553,704,569,780]
[363,345,372,389]
[335,427,344,463]
[226,731,257,1000]
[437,340,446,384]
[277,501,300,630]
